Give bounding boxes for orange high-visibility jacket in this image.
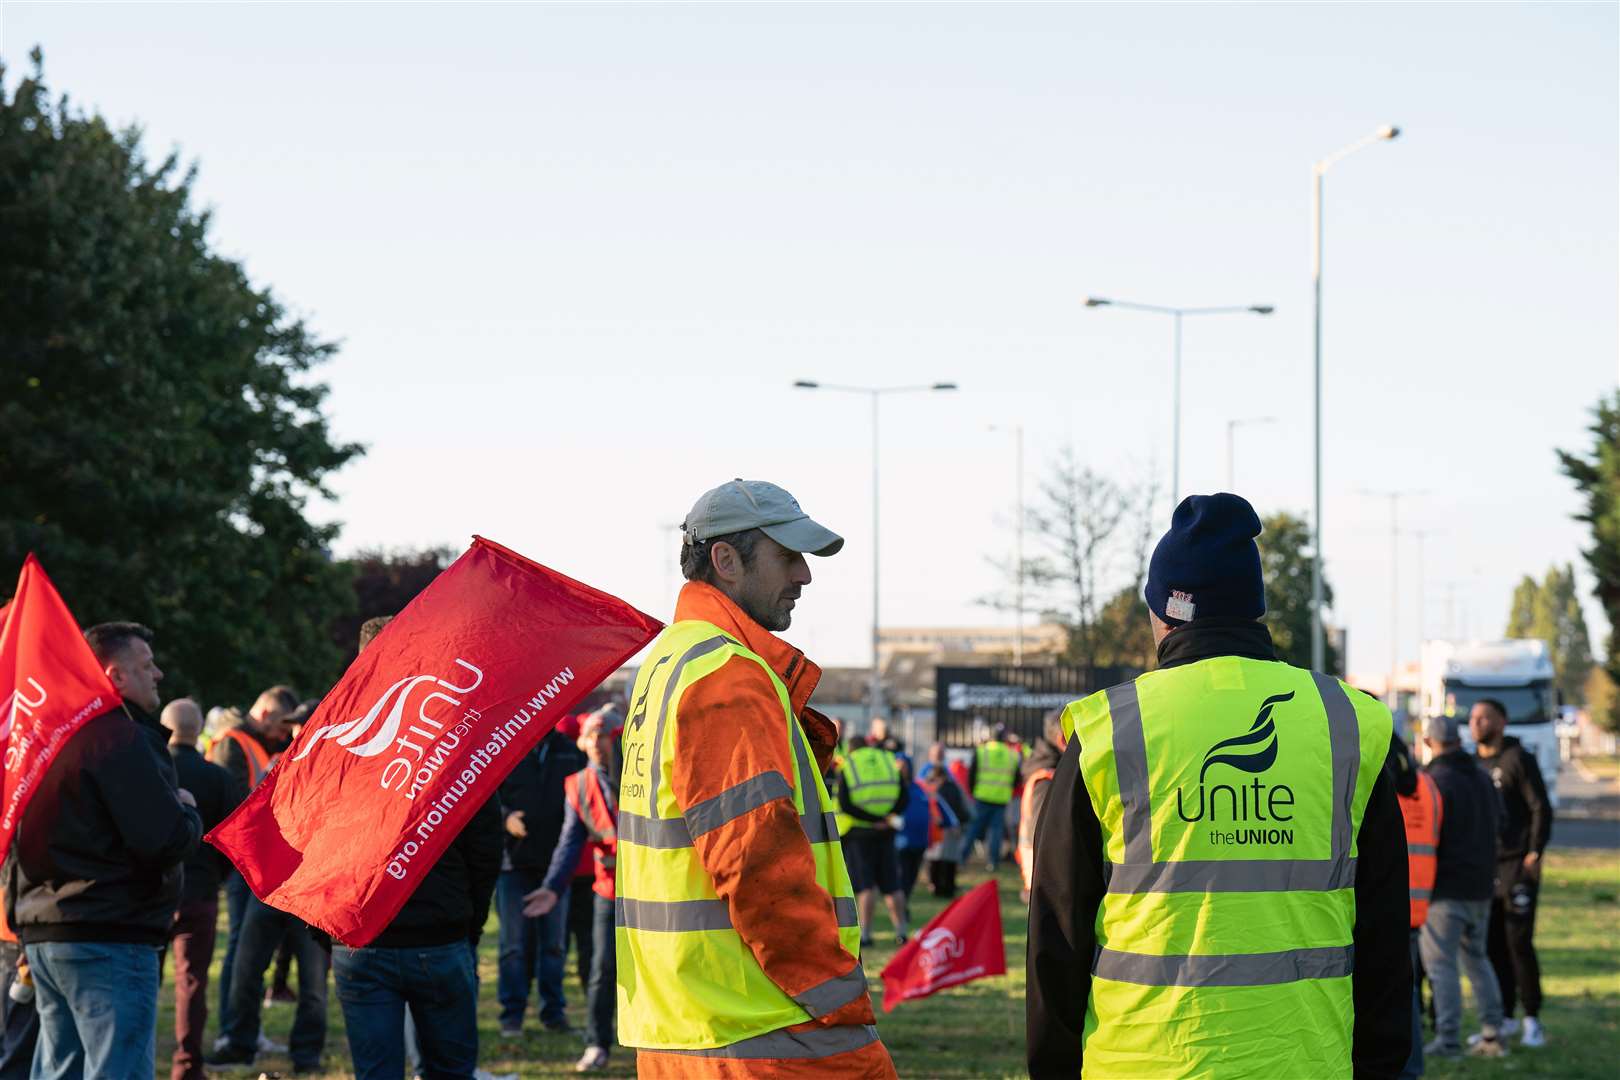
[1399,769,1442,928]
[565,766,617,900]
[631,582,897,1080]
[1016,767,1056,893]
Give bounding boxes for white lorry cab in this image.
[1419,639,1560,806]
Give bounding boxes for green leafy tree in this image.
[1258,512,1339,673]
[1558,392,1620,730]
[1504,564,1594,702]
[331,546,456,665]
[0,51,362,707]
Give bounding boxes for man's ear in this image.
[103,661,125,691]
[709,540,740,584]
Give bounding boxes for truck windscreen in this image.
[1442,681,1553,725]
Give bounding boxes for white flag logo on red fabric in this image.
[880,880,1007,1011]
[207,536,662,946]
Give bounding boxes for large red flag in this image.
[207,536,661,946]
[880,880,1007,1011]
[0,555,124,863]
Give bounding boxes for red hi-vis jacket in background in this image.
[206,537,661,946]
[0,556,123,864]
[566,766,617,899]
[1400,769,1443,928]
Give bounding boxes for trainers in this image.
[576,1046,610,1072]
[1422,1037,1460,1059]
[1520,1016,1546,1047]
[1467,1032,1509,1058]
[1468,1017,1520,1047]
[498,1022,522,1038]
[205,1044,256,1068]
[257,1034,287,1055]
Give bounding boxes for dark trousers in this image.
[927,858,958,898]
[223,896,329,1069]
[216,870,251,1036]
[0,941,39,1080]
[898,848,926,899]
[1489,868,1543,1018]
[169,898,218,1080]
[584,893,616,1051]
[494,868,568,1028]
[566,876,594,995]
[333,942,478,1080]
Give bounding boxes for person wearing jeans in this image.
[212,898,330,1071]
[1420,715,1507,1058]
[24,942,159,1079]
[334,943,479,1080]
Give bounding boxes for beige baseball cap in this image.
[682,479,844,557]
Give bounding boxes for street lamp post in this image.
[1225,416,1278,490]
[1310,124,1401,673]
[793,379,957,723]
[1084,297,1273,510]
[988,423,1025,665]
[1360,487,1427,707]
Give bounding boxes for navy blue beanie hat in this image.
[1144,493,1265,626]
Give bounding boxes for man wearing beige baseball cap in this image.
[614,480,896,1078]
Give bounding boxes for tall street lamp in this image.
[1084,297,1273,512]
[988,423,1025,665]
[793,379,958,722]
[1226,415,1277,490]
[1311,124,1401,673]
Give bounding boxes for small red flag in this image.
[880,879,1007,1011]
[207,536,662,946]
[0,556,123,863]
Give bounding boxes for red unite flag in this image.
[207,536,662,946]
[880,880,1007,1011]
[0,555,124,864]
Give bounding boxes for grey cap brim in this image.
[761,517,844,557]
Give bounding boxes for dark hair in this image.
[358,615,395,652]
[83,622,154,665]
[679,528,762,585]
[1477,697,1509,723]
[260,685,300,713]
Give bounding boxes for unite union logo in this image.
[918,927,965,973]
[294,659,484,762]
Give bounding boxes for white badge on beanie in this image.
[1166,590,1196,621]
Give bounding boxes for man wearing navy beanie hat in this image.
[1028,493,1414,1080]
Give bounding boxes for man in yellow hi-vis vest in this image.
[1026,493,1412,1079]
[617,479,897,1079]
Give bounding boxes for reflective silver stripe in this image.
[1093,944,1354,987]
[792,962,868,1018]
[617,894,857,934]
[1408,844,1436,856]
[802,810,840,844]
[833,896,859,927]
[654,1023,880,1060]
[1106,857,1357,894]
[684,771,794,838]
[616,811,693,849]
[1312,670,1361,875]
[646,635,732,820]
[789,718,841,843]
[1107,682,1154,865]
[616,897,732,932]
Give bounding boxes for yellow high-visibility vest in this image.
[972,740,1018,804]
[1062,659,1391,1078]
[615,620,862,1051]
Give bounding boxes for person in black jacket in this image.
[5,621,201,1080]
[493,717,585,1036]
[1420,714,1508,1059]
[162,699,244,1080]
[1470,697,1553,1047]
[1026,496,1411,1079]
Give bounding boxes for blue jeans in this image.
[1420,897,1503,1051]
[495,869,568,1028]
[962,800,1008,870]
[216,870,251,1036]
[24,941,158,1080]
[584,893,616,1051]
[334,942,478,1080]
[222,897,329,1068]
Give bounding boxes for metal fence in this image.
[933,664,1142,747]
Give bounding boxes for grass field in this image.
[157,850,1619,1078]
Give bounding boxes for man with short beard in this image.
[615,480,896,1078]
[4,622,201,1080]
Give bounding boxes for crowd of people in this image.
[0,477,1564,1080]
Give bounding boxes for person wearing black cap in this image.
[1026,493,1413,1079]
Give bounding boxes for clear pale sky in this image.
[5,2,1616,680]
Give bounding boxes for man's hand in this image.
[505,810,527,838]
[1522,851,1542,881]
[176,788,197,809]
[522,886,558,917]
